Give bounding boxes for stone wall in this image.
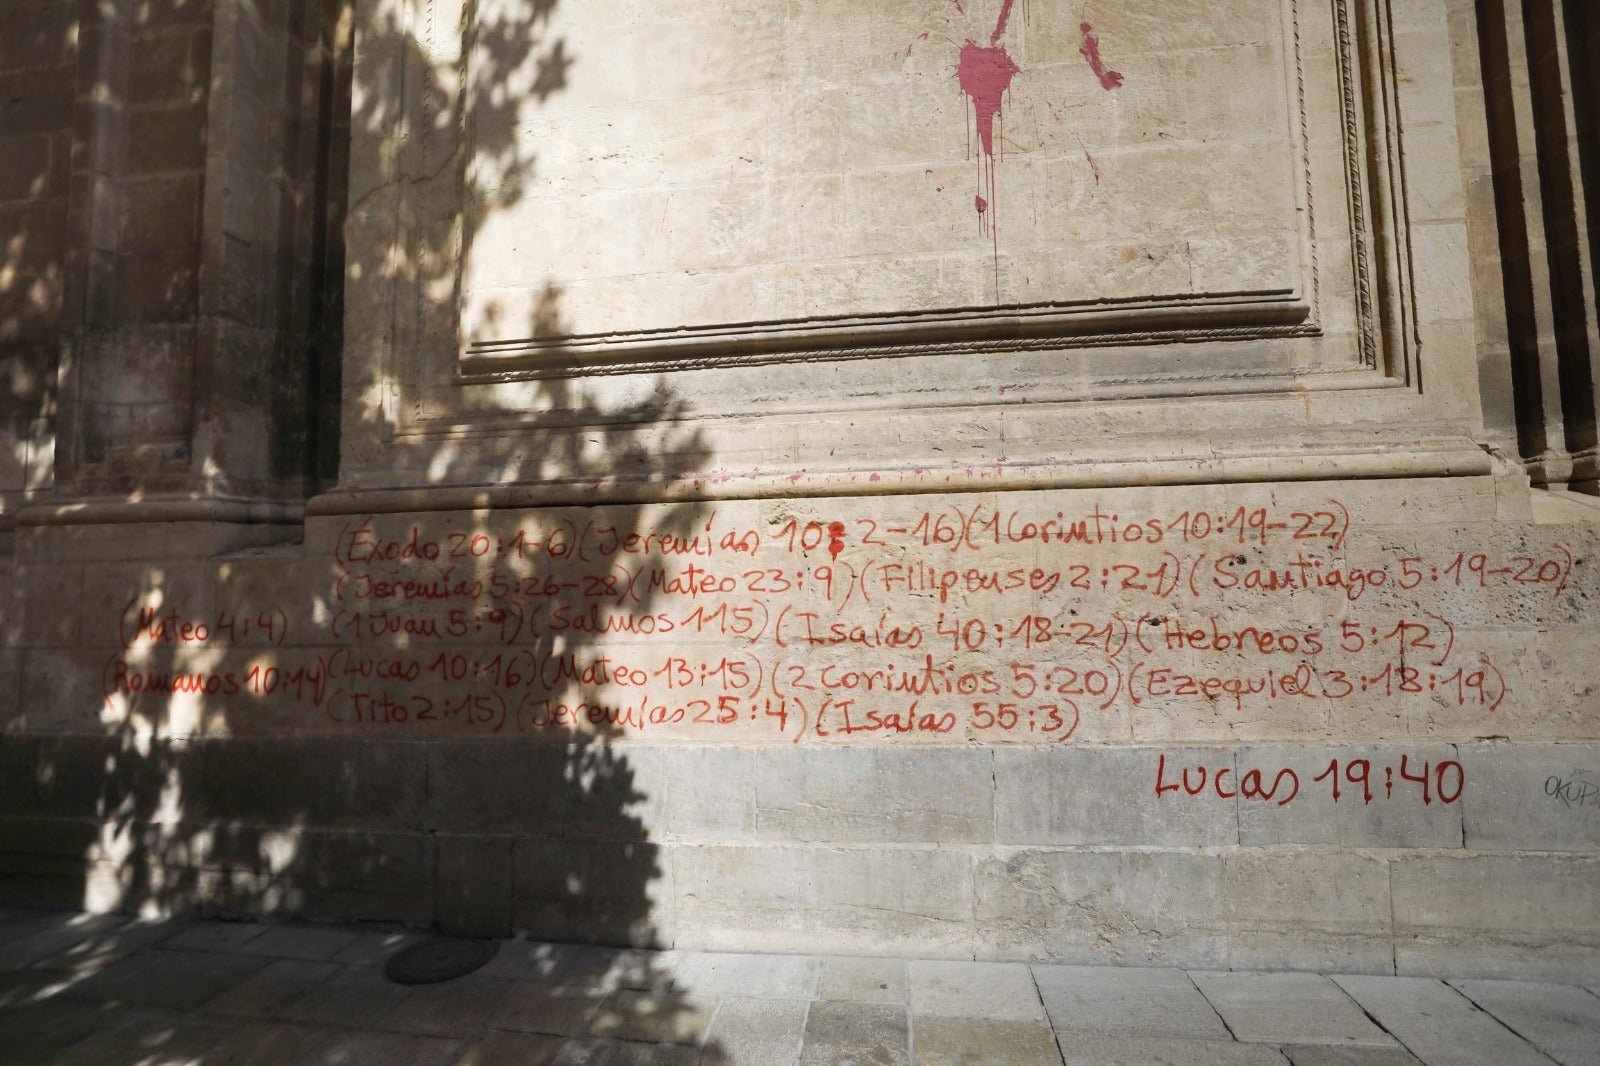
[1,0,1598,981]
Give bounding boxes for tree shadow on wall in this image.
[1,0,734,1060]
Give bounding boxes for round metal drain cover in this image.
[385,937,499,985]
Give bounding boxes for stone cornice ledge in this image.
[12,496,306,528]
[310,438,1494,516]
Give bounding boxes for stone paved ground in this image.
[0,907,1596,1064]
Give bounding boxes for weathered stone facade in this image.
[1,0,1597,980]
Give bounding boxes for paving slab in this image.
[701,995,809,1066]
[0,913,129,972]
[587,987,720,1044]
[0,916,54,948]
[291,1028,463,1066]
[800,1000,909,1065]
[160,919,269,953]
[1281,1048,1422,1065]
[0,967,76,1011]
[908,959,1046,1022]
[204,957,342,1018]
[912,1015,1062,1064]
[376,972,514,1038]
[61,946,271,1010]
[548,1036,701,1065]
[1451,979,1600,1065]
[329,927,427,967]
[1033,965,1231,1040]
[820,956,905,1004]
[1333,975,1553,1066]
[0,995,107,1061]
[188,1018,337,1066]
[1055,1034,1287,1065]
[49,1009,243,1066]
[479,939,586,982]
[675,950,823,999]
[1191,972,1398,1047]
[33,917,186,974]
[452,1029,567,1066]
[489,982,610,1036]
[555,946,681,992]
[278,962,411,1026]
[240,923,364,961]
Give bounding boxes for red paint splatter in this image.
[956,0,1021,303]
[957,41,1018,160]
[903,30,930,59]
[1083,148,1099,184]
[989,0,1016,45]
[827,522,847,561]
[1079,22,1123,90]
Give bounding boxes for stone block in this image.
[996,746,1238,847]
[907,959,1045,1022]
[1190,972,1398,1047]
[477,939,586,983]
[0,136,52,203]
[126,27,211,104]
[161,920,269,953]
[279,961,410,1027]
[0,911,128,971]
[800,1001,909,1066]
[975,850,1226,968]
[746,746,993,843]
[912,1016,1062,1065]
[820,955,906,1003]
[126,101,208,176]
[671,950,821,999]
[663,746,759,838]
[203,956,340,1016]
[436,834,512,938]
[1033,965,1232,1040]
[1333,975,1552,1066]
[120,175,201,253]
[18,648,120,734]
[454,1031,565,1066]
[195,737,427,830]
[80,558,213,649]
[1236,745,1464,849]
[237,922,361,961]
[1222,850,1394,974]
[1448,979,1600,1065]
[674,844,972,958]
[428,741,666,840]
[588,988,719,1044]
[702,996,809,1066]
[288,1030,461,1066]
[512,838,670,947]
[63,945,270,1009]
[0,737,39,814]
[376,973,514,1038]
[550,1038,699,1066]
[0,997,120,1062]
[287,830,436,925]
[490,982,609,1036]
[7,563,82,647]
[1392,855,1600,981]
[1459,743,1600,851]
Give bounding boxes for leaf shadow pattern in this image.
[0,0,733,1059]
